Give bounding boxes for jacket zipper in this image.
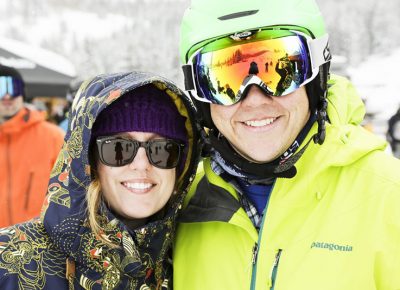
[250,206,268,290]
[24,172,34,210]
[251,243,259,265]
[270,249,282,290]
[249,180,276,290]
[6,135,13,225]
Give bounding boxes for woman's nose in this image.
[128,147,151,170]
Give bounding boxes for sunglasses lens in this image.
[193,31,311,105]
[97,138,182,169]
[0,76,24,99]
[99,138,137,167]
[148,140,181,169]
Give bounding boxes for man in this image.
[0,65,64,227]
[387,106,400,158]
[173,0,400,289]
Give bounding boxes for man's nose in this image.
[1,94,12,100]
[240,85,273,107]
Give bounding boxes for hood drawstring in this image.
[66,257,76,290]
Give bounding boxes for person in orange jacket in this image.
[0,65,64,227]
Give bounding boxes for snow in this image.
[27,10,133,44]
[0,8,133,78]
[0,36,76,77]
[350,48,400,118]
[349,48,400,137]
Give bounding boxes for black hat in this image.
[0,65,24,79]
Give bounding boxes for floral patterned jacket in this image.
[0,72,200,290]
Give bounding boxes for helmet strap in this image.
[188,91,215,130]
[312,62,330,145]
[207,120,317,179]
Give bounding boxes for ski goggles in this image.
[0,76,24,100]
[96,136,184,169]
[183,28,331,105]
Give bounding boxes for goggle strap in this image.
[309,34,331,70]
[182,64,195,91]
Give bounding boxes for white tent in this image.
[0,36,76,99]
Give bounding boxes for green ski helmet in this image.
[180,0,327,63]
[180,0,331,178]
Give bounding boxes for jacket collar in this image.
[0,107,45,134]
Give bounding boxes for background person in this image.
[173,0,400,289]
[0,65,64,227]
[0,71,200,289]
[59,78,83,132]
[387,105,400,158]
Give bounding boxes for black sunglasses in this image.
[96,136,185,169]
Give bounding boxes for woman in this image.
[0,71,200,289]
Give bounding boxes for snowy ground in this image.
[349,48,400,139]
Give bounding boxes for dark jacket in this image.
[388,109,400,144]
[0,72,200,289]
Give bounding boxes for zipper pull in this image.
[252,243,259,265]
[66,257,76,290]
[273,249,282,267]
[269,249,282,290]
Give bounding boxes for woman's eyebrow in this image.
[115,133,131,138]
[117,133,162,139]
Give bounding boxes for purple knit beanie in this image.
[92,84,187,144]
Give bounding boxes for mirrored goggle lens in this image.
[97,138,182,169]
[0,76,24,99]
[193,33,311,105]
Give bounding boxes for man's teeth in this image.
[123,182,153,190]
[244,118,276,127]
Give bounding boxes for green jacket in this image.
[173,75,400,290]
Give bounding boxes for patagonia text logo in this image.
[311,242,353,252]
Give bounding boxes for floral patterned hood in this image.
[40,71,200,289]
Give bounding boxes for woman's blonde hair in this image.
[86,177,102,235]
[86,168,119,248]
